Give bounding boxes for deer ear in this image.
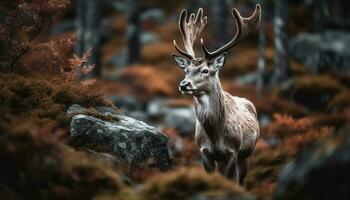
[210,53,226,71]
[172,54,190,69]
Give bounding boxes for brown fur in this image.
[193,77,259,184]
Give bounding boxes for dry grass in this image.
[0,73,115,129]
[140,167,249,200]
[0,122,135,200]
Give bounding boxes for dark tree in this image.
[312,0,329,32]
[76,0,101,76]
[272,0,289,84]
[188,0,207,13]
[210,0,232,49]
[256,0,266,92]
[126,0,141,65]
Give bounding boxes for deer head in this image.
[172,5,261,96]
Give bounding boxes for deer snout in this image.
[179,80,191,91]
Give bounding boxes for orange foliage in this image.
[118,65,178,100]
[142,42,174,64]
[22,33,75,75]
[65,48,96,86]
[0,0,70,69]
[282,126,333,156]
[267,114,314,138]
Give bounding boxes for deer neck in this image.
[194,78,226,137]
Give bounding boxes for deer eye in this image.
[201,69,209,74]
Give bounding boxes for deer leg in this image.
[218,153,237,181]
[201,148,215,173]
[237,158,250,186]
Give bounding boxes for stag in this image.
[171,5,261,185]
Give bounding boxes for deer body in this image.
[194,88,259,184]
[172,5,261,184]
[195,91,259,159]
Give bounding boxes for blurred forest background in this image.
[1,0,350,199]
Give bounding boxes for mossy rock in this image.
[139,167,254,200]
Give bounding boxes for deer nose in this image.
[179,80,190,91]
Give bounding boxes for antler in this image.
[173,8,207,59]
[201,4,261,59]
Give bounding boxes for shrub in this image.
[0,123,135,200]
[327,91,350,113]
[140,167,249,200]
[118,65,178,100]
[292,75,345,111]
[256,96,307,118]
[0,0,70,70]
[0,73,114,127]
[266,114,315,138]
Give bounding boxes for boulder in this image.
[275,127,350,200]
[69,105,171,170]
[147,98,196,137]
[290,31,350,73]
[164,107,196,137]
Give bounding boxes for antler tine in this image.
[173,9,193,59]
[173,8,207,59]
[202,4,261,59]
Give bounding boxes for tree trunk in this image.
[272,0,289,84]
[126,0,141,65]
[313,0,328,32]
[76,0,101,77]
[211,0,232,49]
[256,0,266,92]
[188,0,201,13]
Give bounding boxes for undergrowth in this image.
[0,73,115,128]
